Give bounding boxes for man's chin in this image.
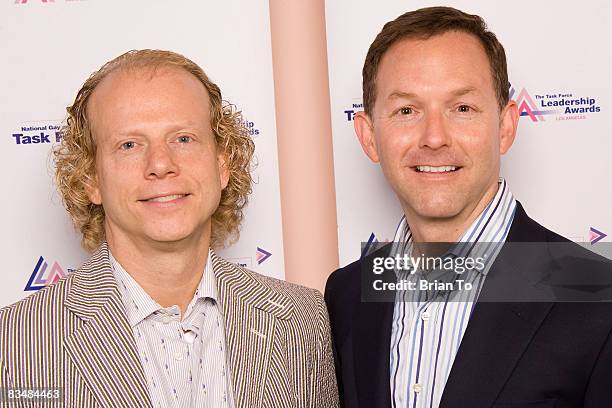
[140,229,200,247]
[409,202,464,222]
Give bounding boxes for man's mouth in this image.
[415,165,460,173]
[140,194,189,203]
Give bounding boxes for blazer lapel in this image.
[212,252,294,408]
[354,263,395,408]
[63,244,153,408]
[440,202,554,407]
[439,257,553,407]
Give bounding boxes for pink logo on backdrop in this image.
[590,227,607,245]
[509,86,559,122]
[256,247,272,265]
[24,256,67,291]
[509,83,601,122]
[15,0,55,3]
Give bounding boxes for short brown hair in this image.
[362,6,509,115]
[54,50,255,251]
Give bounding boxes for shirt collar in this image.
[110,248,217,327]
[392,178,517,276]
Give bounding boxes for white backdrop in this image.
[326,0,612,265]
[1,0,611,307]
[0,0,284,307]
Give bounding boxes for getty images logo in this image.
[15,0,54,3]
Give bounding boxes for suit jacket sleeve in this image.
[311,290,340,408]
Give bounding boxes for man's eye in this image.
[399,107,413,115]
[457,105,471,113]
[178,135,192,143]
[121,141,135,150]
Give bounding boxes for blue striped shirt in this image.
[389,179,516,408]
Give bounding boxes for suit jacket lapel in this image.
[212,252,294,408]
[63,244,153,408]
[353,249,395,408]
[439,256,553,407]
[440,203,554,407]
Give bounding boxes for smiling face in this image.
[85,66,229,248]
[355,31,517,233]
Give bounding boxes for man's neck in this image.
[106,230,211,317]
[405,182,500,244]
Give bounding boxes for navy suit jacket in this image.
[325,202,612,408]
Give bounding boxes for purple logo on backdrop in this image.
[256,247,272,265]
[361,232,378,258]
[11,122,63,145]
[510,87,558,122]
[242,118,260,136]
[24,256,69,291]
[343,102,362,122]
[590,227,607,245]
[510,84,601,123]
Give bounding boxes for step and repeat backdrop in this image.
[1,0,610,307]
[0,0,284,307]
[326,0,612,265]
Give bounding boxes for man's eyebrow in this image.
[451,86,478,97]
[114,124,202,137]
[386,87,479,101]
[387,91,418,100]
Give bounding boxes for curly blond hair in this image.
[54,49,255,251]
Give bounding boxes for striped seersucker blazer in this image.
[0,243,339,408]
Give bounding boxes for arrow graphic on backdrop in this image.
[256,247,272,265]
[24,256,66,291]
[361,232,378,258]
[590,227,607,244]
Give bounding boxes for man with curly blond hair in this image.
[0,50,338,408]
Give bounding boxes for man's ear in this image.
[218,153,230,190]
[354,111,380,163]
[499,100,519,155]
[84,174,102,205]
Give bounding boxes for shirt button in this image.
[183,330,197,343]
[412,383,422,393]
[163,315,172,324]
[174,351,184,361]
[421,312,430,321]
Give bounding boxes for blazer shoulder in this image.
[251,267,324,305]
[0,271,78,377]
[326,243,393,302]
[0,271,76,324]
[517,203,611,264]
[213,255,326,321]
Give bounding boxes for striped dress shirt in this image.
[389,178,516,408]
[110,249,235,408]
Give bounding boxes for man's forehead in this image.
[85,64,212,143]
[87,65,209,117]
[90,65,204,100]
[376,32,493,94]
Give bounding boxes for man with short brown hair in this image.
[326,7,612,408]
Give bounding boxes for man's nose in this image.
[418,110,452,150]
[144,142,179,179]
